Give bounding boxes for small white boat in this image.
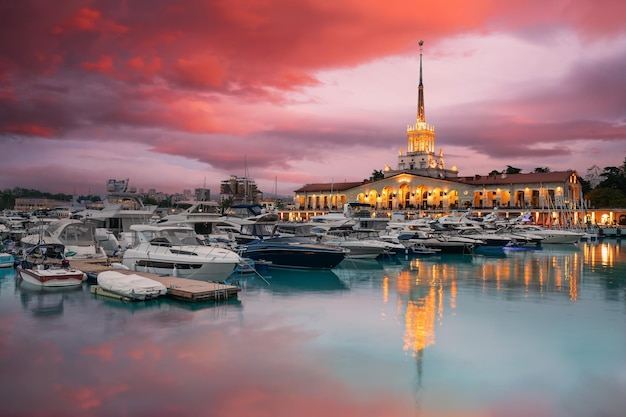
[17,243,86,287]
[97,270,167,301]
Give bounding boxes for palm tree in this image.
[370,169,385,181]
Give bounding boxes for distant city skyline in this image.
[1,1,625,197]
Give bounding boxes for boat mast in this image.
[244,155,248,204]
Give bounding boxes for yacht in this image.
[121,224,241,282]
[395,230,483,254]
[154,200,237,246]
[20,218,107,260]
[71,178,157,237]
[344,202,390,232]
[508,224,583,244]
[241,236,348,270]
[319,228,399,259]
[219,204,280,243]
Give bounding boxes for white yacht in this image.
[318,228,392,259]
[121,224,241,282]
[395,230,484,254]
[508,224,583,244]
[71,178,157,236]
[154,200,236,245]
[20,218,107,260]
[219,204,280,243]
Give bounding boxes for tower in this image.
[391,40,455,179]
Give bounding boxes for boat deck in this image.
[72,259,241,302]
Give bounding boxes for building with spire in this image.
[292,41,586,226]
[387,40,457,180]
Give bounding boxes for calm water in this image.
[1,240,625,417]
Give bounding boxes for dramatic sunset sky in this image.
[1,0,625,197]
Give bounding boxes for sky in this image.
[1,0,625,198]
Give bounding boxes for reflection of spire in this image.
[417,40,425,123]
[403,287,437,388]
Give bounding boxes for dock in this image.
[72,259,241,302]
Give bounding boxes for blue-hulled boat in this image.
[241,237,348,270]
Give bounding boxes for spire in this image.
[417,40,425,123]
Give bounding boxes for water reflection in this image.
[16,277,85,317]
[231,268,348,293]
[376,244,595,365]
[0,242,624,417]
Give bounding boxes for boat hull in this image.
[243,239,347,269]
[121,253,239,282]
[17,266,85,287]
[323,243,384,259]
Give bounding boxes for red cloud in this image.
[126,56,163,78]
[81,55,115,75]
[52,7,128,35]
[170,57,227,89]
[5,124,55,137]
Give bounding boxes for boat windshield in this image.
[156,229,205,246]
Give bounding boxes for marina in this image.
[0,238,624,416]
[0,13,624,416]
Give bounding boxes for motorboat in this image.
[241,236,348,269]
[274,222,327,238]
[508,225,583,244]
[121,224,241,282]
[344,202,390,232]
[455,227,516,248]
[154,200,221,230]
[308,211,356,231]
[318,228,392,259]
[97,270,167,300]
[16,243,86,287]
[155,201,240,248]
[70,178,157,236]
[219,204,280,243]
[405,242,441,256]
[396,230,482,254]
[20,218,107,260]
[0,251,15,268]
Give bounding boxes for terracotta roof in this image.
[294,181,367,193]
[455,170,577,186]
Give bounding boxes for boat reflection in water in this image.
[16,276,85,317]
[230,267,348,293]
[1,241,625,417]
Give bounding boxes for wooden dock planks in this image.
[72,260,241,302]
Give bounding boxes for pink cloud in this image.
[80,54,115,74]
[0,0,624,195]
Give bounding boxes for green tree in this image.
[370,169,385,181]
[143,197,158,206]
[586,187,626,208]
[505,165,522,174]
[578,176,592,195]
[219,197,234,214]
[533,167,550,173]
[598,165,626,194]
[157,199,172,208]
